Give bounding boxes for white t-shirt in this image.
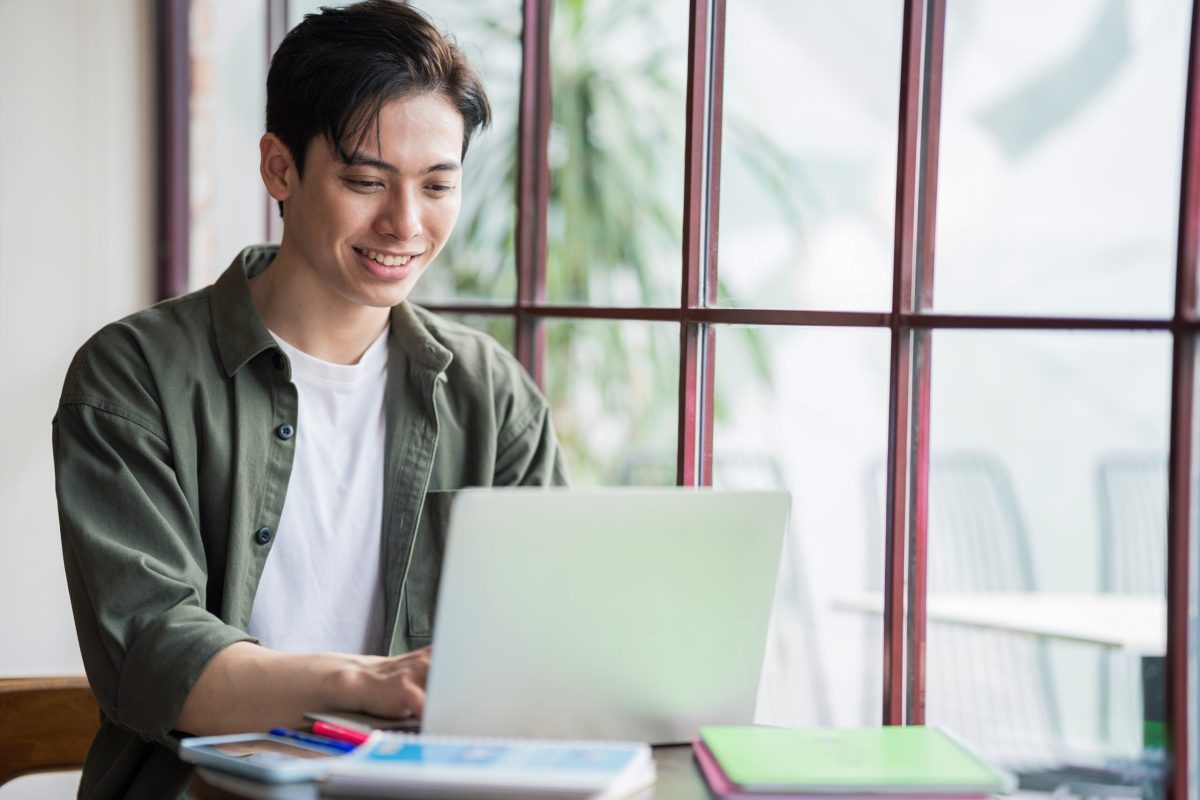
[247,327,389,655]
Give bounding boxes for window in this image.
[167,2,1197,796]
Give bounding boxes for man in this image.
[52,3,568,797]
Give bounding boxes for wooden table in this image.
[188,744,711,799]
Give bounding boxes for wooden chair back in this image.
[0,676,98,787]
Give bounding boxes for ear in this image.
[259,133,297,203]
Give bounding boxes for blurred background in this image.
[1,1,1193,798]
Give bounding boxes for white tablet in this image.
[178,733,344,783]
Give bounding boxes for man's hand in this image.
[333,646,431,720]
[176,642,432,735]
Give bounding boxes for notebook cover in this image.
[692,739,989,800]
[325,732,653,796]
[693,739,809,800]
[698,726,1012,794]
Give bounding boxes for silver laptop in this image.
[420,487,789,744]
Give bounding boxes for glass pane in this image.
[542,320,678,484]
[934,1,1190,317]
[412,0,522,303]
[546,0,688,306]
[428,313,515,355]
[718,1,902,311]
[923,330,1170,795]
[713,326,891,727]
[288,1,520,303]
[190,0,270,290]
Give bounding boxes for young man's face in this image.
[272,93,465,310]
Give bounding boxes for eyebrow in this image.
[342,153,461,175]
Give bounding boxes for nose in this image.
[377,188,422,241]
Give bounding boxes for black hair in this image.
[266,0,491,184]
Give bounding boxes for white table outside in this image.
[832,592,1165,655]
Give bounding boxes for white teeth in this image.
[361,248,412,267]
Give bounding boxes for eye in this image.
[345,178,384,190]
[427,183,455,194]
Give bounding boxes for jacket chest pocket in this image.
[404,489,458,641]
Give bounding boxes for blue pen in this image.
[269,727,357,754]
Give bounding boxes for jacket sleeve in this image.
[53,397,252,742]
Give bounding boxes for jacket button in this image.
[272,352,286,370]
[276,423,294,440]
[254,527,272,545]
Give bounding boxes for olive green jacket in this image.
[52,246,568,799]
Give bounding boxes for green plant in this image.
[426,0,788,484]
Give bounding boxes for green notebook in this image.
[699,726,1014,794]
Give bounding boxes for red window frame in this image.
[159,2,1197,796]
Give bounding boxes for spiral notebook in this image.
[321,732,656,799]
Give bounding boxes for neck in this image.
[249,243,390,365]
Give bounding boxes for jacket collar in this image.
[210,245,453,376]
[211,246,278,377]
[388,302,453,373]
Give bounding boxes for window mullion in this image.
[265,0,288,245]
[883,0,923,727]
[677,0,724,486]
[1166,3,1200,799]
[884,0,945,727]
[515,0,551,386]
[157,0,190,301]
[904,0,946,728]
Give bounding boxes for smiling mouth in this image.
[354,247,418,267]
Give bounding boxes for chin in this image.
[342,263,429,309]
[355,283,418,309]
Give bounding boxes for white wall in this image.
[0,0,155,795]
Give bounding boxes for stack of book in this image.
[694,726,1014,800]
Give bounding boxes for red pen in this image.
[311,720,370,746]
